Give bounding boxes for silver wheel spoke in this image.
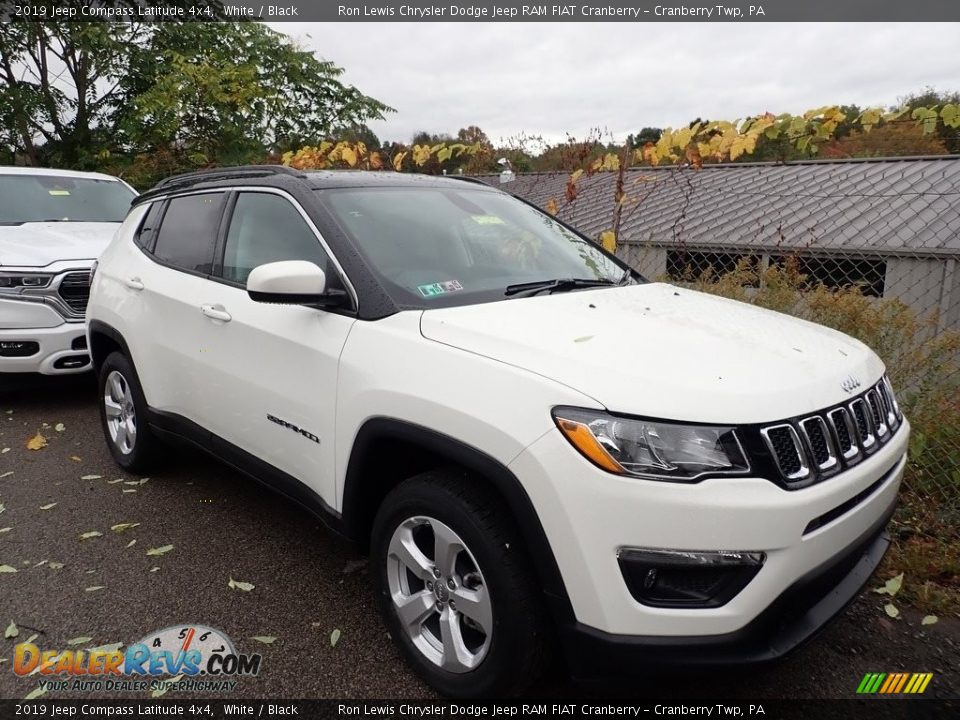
[114,421,128,449]
[395,590,435,630]
[433,522,464,577]
[104,398,122,419]
[452,585,493,635]
[440,609,473,670]
[108,374,125,402]
[389,530,434,581]
[125,417,137,445]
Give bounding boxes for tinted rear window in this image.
[152,193,225,274]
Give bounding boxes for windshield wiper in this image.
[504,277,618,298]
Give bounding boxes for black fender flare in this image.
[342,417,575,625]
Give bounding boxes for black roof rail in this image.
[134,165,307,205]
[447,175,497,187]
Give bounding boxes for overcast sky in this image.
[274,23,959,147]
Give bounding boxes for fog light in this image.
[617,547,765,608]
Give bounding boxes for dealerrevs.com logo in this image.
[12,624,261,693]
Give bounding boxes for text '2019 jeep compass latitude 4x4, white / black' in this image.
[86,166,909,697]
[1,167,136,375]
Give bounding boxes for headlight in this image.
[552,407,750,482]
[0,272,52,291]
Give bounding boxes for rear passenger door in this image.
[190,190,356,506]
[132,191,227,423]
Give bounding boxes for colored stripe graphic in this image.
[857,672,933,694]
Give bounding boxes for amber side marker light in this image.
[554,417,625,474]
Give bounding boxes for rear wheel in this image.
[98,351,162,473]
[371,470,548,697]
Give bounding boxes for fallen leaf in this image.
[80,475,102,481]
[0,528,10,533]
[26,432,47,451]
[146,545,173,557]
[249,636,277,644]
[110,523,140,533]
[0,471,12,479]
[39,503,57,511]
[884,603,900,618]
[5,621,18,638]
[123,481,140,486]
[84,570,96,574]
[330,629,341,647]
[106,479,124,484]
[66,636,92,646]
[24,686,47,700]
[0,565,18,573]
[228,577,255,592]
[125,540,136,548]
[122,489,137,494]
[150,673,183,698]
[33,560,47,567]
[149,567,159,573]
[24,634,37,645]
[85,586,105,592]
[47,562,64,570]
[922,615,938,626]
[69,456,82,462]
[0,504,5,514]
[1,448,8,453]
[79,531,102,541]
[874,572,904,597]
[54,423,65,432]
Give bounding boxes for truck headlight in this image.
[0,272,52,291]
[552,407,749,482]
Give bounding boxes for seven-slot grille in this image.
[761,377,902,484]
[57,272,92,315]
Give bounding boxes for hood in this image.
[0,222,119,267]
[419,283,885,425]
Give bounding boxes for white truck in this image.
[0,166,135,376]
[86,166,909,697]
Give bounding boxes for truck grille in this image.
[760,377,902,485]
[57,272,91,315]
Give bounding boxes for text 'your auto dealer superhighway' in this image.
[336,5,764,18]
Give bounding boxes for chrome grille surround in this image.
[760,377,901,485]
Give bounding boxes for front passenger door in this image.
[191,190,356,508]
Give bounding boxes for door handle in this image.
[201,304,232,322]
[125,277,144,291]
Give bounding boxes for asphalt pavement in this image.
[0,375,957,701]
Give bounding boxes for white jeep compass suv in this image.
[0,166,136,375]
[86,166,909,697]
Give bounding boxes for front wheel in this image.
[371,470,548,697]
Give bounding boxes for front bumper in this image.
[561,496,892,676]
[508,417,909,662]
[0,320,91,375]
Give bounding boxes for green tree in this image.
[899,87,960,152]
[0,11,391,171]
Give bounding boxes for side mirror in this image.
[246,261,346,307]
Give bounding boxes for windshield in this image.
[0,174,135,225]
[320,186,632,308]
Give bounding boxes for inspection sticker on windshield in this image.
[48,190,71,196]
[470,215,504,225]
[417,280,463,298]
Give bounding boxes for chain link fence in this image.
[490,156,960,602]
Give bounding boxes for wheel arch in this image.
[88,320,132,374]
[341,417,574,624]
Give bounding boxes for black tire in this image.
[371,469,548,697]
[97,351,162,473]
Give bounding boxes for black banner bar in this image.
[0,699,956,720]
[3,0,960,23]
